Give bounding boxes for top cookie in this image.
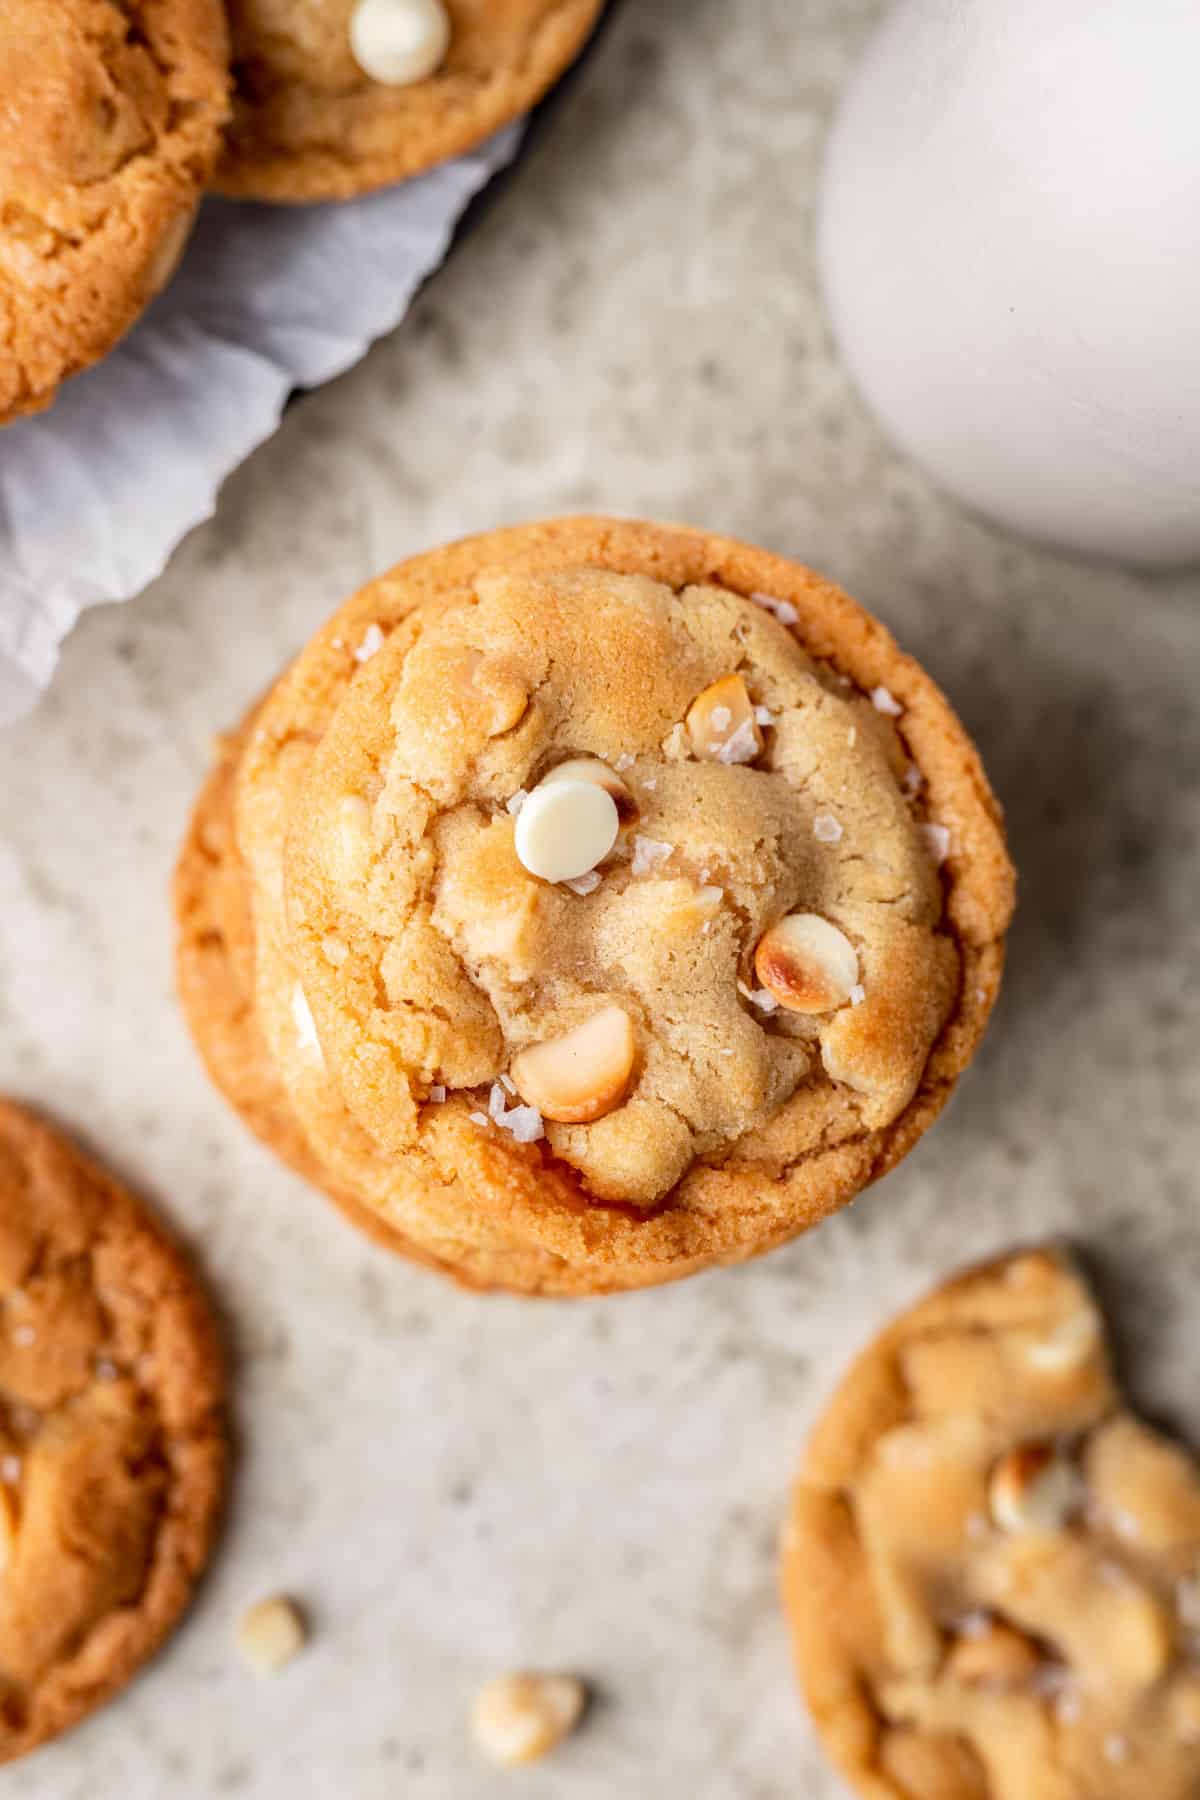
[0,1100,224,1762]
[783,1248,1200,1800]
[211,518,1012,1294]
[0,0,230,425]
[214,0,606,201]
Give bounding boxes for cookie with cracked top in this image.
[0,1099,225,1762]
[782,1246,1200,1799]
[175,518,1013,1295]
[0,0,230,425]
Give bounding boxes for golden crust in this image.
[0,0,230,424]
[782,1248,1200,1800]
[174,517,1014,1296]
[0,1099,225,1763]
[214,0,606,202]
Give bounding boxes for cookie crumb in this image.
[236,1597,307,1676]
[470,1672,588,1768]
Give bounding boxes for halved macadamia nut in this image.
[510,1005,636,1124]
[449,649,530,738]
[988,1445,1084,1535]
[685,674,764,765]
[753,913,860,1014]
[514,778,620,884]
[470,1671,588,1768]
[542,757,638,825]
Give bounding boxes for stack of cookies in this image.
[174,515,1015,1296]
[0,0,606,423]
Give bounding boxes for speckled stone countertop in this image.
[1,2,1197,1795]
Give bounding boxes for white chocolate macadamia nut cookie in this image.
[176,518,1013,1295]
[783,1247,1200,1800]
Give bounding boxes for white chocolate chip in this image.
[988,1445,1084,1535]
[871,684,904,716]
[514,778,620,884]
[470,1672,587,1769]
[753,914,860,1015]
[353,622,385,662]
[235,1597,307,1675]
[348,0,450,86]
[685,675,763,765]
[511,1006,636,1125]
[813,812,844,844]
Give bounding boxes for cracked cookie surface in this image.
[177,517,1013,1296]
[782,1247,1200,1800]
[0,0,230,425]
[0,1100,224,1762]
[215,0,605,201]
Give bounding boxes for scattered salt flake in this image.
[506,789,529,816]
[902,762,923,795]
[965,1512,989,1541]
[643,777,657,791]
[1056,1688,1082,1726]
[0,1456,19,1484]
[330,637,344,651]
[1177,1577,1200,1632]
[503,1106,545,1144]
[564,870,602,897]
[920,822,952,864]
[702,921,713,935]
[11,1326,35,1348]
[954,1610,992,1640]
[813,812,844,845]
[662,722,689,760]
[717,718,761,765]
[291,985,322,1058]
[615,753,635,772]
[469,1111,490,1129]
[846,725,857,747]
[751,592,799,626]
[1104,1734,1129,1765]
[94,1357,119,1382]
[489,1083,509,1121]
[321,932,348,967]
[429,1085,447,1104]
[699,867,711,883]
[710,705,732,732]
[754,705,776,728]
[1112,1507,1141,1542]
[738,980,779,1015]
[849,983,866,1007]
[354,623,385,663]
[632,835,673,876]
[871,684,903,717]
[499,1072,517,1095]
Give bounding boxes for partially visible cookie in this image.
[782,1247,1200,1800]
[0,0,230,426]
[0,1100,225,1762]
[215,0,606,202]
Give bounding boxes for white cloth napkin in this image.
[0,122,523,723]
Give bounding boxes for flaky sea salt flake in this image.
[871,684,903,717]
[717,718,760,765]
[506,789,528,816]
[755,705,776,728]
[354,623,385,663]
[813,812,844,844]
[429,1085,447,1104]
[921,822,952,864]
[564,871,602,897]
[632,835,673,876]
[849,983,866,1007]
[751,592,799,626]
